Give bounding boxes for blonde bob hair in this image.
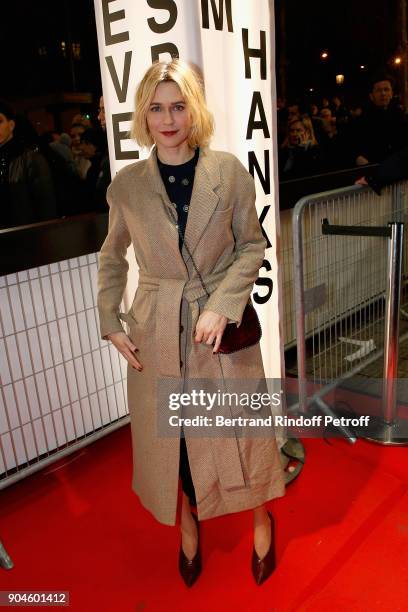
[130,59,214,148]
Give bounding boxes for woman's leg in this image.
[253,504,272,559]
[180,492,199,560]
[179,435,199,560]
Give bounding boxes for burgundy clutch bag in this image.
[216,301,262,354]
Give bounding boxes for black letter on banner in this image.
[147,0,177,33]
[102,0,129,45]
[106,51,132,104]
[242,29,266,79]
[253,259,273,304]
[246,92,270,139]
[201,0,233,32]
[248,150,270,195]
[151,43,179,62]
[112,113,139,160]
[259,205,272,248]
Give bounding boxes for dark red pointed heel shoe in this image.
[178,512,202,587]
[251,511,276,586]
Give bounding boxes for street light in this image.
[320,51,329,60]
[394,56,402,65]
[336,74,345,85]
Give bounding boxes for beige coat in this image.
[97,146,285,526]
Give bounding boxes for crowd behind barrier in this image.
[277,74,408,183]
[0,98,110,230]
[2,73,408,230]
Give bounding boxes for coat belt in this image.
[121,270,247,492]
[132,269,227,378]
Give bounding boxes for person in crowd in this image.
[96,95,111,207]
[350,104,363,120]
[309,103,319,118]
[321,97,331,111]
[352,75,408,166]
[70,121,91,179]
[331,95,350,129]
[50,133,76,171]
[80,128,109,212]
[312,107,333,144]
[41,132,86,217]
[0,100,56,229]
[97,96,106,131]
[301,116,319,144]
[277,96,286,111]
[71,113,92,129]
[279,115,322,179]
[319,109,351,170]
[97,59,285,587]
[287,102,300,122]
[320,107,333,122]
[355,145,408,194]
[306,103,325,144]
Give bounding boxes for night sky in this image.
[277,0,400,101]
[1,0,402,105]
[2,0,101,98]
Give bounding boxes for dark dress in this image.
[157,148,200,506]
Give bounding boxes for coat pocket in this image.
[129,289,156,326]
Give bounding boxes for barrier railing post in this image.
[292,206,308,414]
[0,540,13,570]
[380,223,404,441]
[290,186,408,446]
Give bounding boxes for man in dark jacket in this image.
[356,146,408,194]
[352,76,408,167]
[0,101,56,229]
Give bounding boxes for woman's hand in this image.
[194,310,228,354]
[107,331,143,371]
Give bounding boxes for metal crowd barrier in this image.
[280,175,402,348]
[0,254,130,490]
[0,254,130,569]
[291,181,408,444]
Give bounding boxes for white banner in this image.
[93,0,285,385]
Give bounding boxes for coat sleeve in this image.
[366,145,408,194]
[97,182,132,340]
[203,157,266,325]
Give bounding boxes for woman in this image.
[279,116,322,179]
[97,59,286,587]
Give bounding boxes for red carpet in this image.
[1,429,407,611]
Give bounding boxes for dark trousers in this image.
[179,436,197,506]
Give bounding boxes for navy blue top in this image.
[157,148,200,251]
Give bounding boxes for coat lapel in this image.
[144,146,221,263]
[183,147,221,258]
[145,146,173,208]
